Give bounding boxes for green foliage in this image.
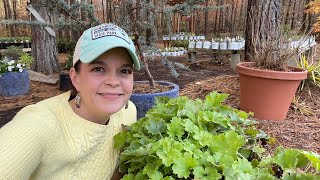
[0,58,27,74]
[2,46,24,60]
[297,55,320,91]
[0,47,33,74]
[57,38,76,53]
[114,91,320,179]
[18,52,33,69]
[0,0,101,30]
[0,37,31,43]
[171,40,189,48]
[64,53,73,70]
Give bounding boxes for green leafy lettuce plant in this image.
[114,91,320,179]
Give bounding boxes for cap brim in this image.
[80,40,141,70]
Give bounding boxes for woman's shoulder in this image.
[13,92,71,125]
[37,91,71,106]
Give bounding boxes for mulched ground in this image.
[1,50,319,155]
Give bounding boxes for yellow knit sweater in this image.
[0,92,137,180]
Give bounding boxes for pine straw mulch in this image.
[179,74,320,154]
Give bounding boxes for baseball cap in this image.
[73,23,140,70]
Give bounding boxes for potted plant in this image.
[195,39,203,49]
[0,51,33,96]
[114,91,320,179]
[126,1,186,119]
[188,40,196,49]
[218,38,228,50]
[211,38,219,50]
[202,40,211,49]
[236,1,308,121]
[130,31,180,119]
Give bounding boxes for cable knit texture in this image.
[0,92,137,180]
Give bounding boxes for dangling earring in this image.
[125,102,128,109]
[75,92,81,108]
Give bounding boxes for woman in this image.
[0,23,140,179]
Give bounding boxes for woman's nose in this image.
[104,72,120,87]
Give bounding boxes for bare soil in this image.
[1,50,319,155]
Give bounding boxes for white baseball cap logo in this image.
[91,24,130,44]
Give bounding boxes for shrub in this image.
[297,54,320,91]
[114,91,320,179]
[18,52,33,69]
[2,46,24,60]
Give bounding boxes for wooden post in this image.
[192,12,196,34]
[27,4,56,37]
[187,51,197,63]
[177,13,180,33]
[191,13,194,34]
[231,53,241,70]
[173,12,176,33]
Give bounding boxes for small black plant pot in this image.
[59,73,73,91]
[23,42,31,48]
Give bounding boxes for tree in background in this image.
[306,0,320,32]
[1,0,318,75]
[0,0,101,75]
[30,0,60,74]
[29,0,101,75]
[245,0,285,70]
[122,0,216,88]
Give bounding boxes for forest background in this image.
[0,0,318,43]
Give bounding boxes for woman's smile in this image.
[97,92,124,100]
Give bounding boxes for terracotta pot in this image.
[236,62,307,121]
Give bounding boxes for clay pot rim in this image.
[236,62,308,80]
[132,81,179,96]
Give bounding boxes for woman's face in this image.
[70,47,134,123]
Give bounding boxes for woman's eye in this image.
[121,69,132,74]
[92,67,104,72]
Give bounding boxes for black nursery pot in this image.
[23,42,31,48]
[59,73,73,91]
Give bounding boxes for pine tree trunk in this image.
[3,0,15,37]
[108,0,112,22]
[238,0,245,31]
[291,0,297,30]
[102,0,105,22]
[31,0,60,75]
[245,0,282,67]
[146,0,152,46]
[301,0,310,31]
[204,0,208,36]
[69,0,80,42]
[214,1,218,33]
[218,0,224,33]
[230,0,235,34]
[285,0,292,26]
[12,0,18,36]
